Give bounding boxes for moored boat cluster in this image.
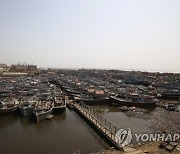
[53,69,180,110]
[1,69,180,121]
[0,75,66,122]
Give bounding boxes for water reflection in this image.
[0,105,155,153]
[0,109,106,154]
[0,112,19,129]
[72,110,109,149]
[91,105,152,141]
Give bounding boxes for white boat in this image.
[33,101,53,122]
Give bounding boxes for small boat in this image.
[0,98,19,114]
[65,96,74,109]
[163,103,179,112]
[110,95,133,106]
[74,94,109,104]
[33,101,53,122]
[118,106,129,112]
[158,90,180,100]
[110,94,156,108]
[19,101,35,116]
[53,96,66,113]
[66,100,74,109]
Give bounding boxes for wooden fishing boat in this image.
[33,101,53,122]
[19,101,35,116]
[53,96,66,113]
[0,99,19,114]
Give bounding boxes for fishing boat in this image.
[157,90,180,100]
[53,96,66,113]
[33,101,53,122]
[110,96,133,106]
[0,98,19,114]
[110,94,156,108]
[66,100,74,109]
[19,101,35,116]
[118,106,129,112]
[74,94,109,104]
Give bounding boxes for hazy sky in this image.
[0,0,180,72]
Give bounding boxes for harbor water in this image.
[0,108,107,154]
[91,105,151,135]
[0,105,151,154]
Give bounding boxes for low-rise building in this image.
[0,64,7,68]
[27,65,37,71]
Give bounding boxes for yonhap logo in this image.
[115,128,180,147]
[115,128,132,147]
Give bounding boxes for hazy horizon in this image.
[0,0,180,73]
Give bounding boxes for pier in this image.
[73,102,123,150]
[73,102,145,153]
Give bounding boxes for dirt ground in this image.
[136,141,180,154]
[92,106,180,154]
[92,141,180,154]
[125,107,180,135]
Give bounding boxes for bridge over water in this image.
[73,102,123,150]
[73,102,144,153]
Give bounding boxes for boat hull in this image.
[19,107,34,116]
[110,97,156,108]
[75,98,110,105]
[66,103,74,109]
[0,106,18,114]
[34,108,53,122]
[53,106,66,114]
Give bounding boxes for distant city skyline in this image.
[0,0,180,73]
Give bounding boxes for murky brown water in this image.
[91,105,152,144]
[0,109,107,154]
[0,105,152,154]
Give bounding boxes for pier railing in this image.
[73,102,122,149]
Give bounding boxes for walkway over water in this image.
[73,102,123,150]
[73,102,145,153]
